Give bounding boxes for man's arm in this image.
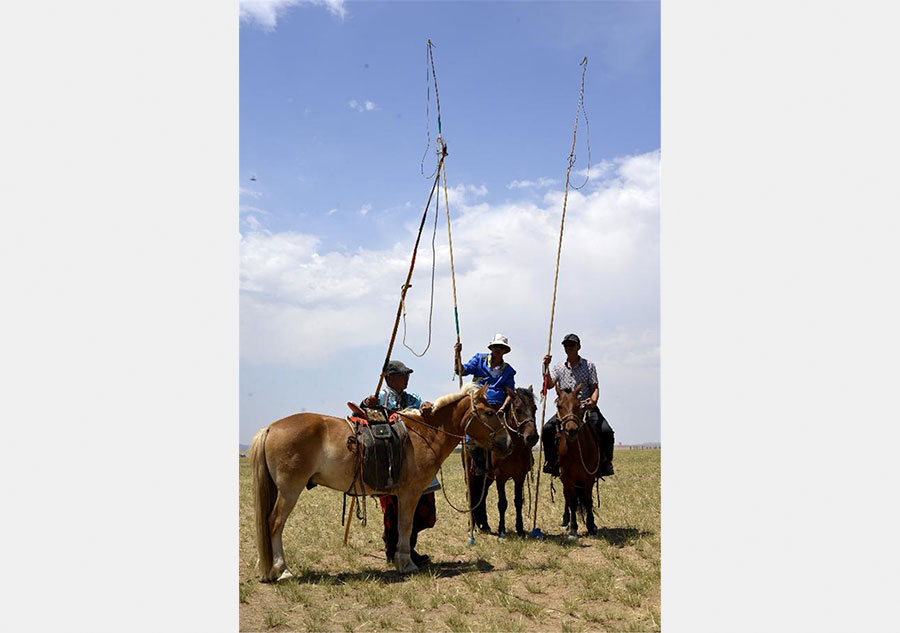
[584,384,600,409]
[542,356,557,389]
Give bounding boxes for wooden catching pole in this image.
[344,40,458,546]
[531,57,589,538]
[427,39,475,546]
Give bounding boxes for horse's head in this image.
[466,385,513,456]
[555,383,585,439]
[508,386,538,448]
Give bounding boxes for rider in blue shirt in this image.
[454,334,516,480]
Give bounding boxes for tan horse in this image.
[250,383,512,579]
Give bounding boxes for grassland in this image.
[239,449,660,632]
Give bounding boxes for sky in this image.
[239,0,660,445]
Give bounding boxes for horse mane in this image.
[432,383,479,412]
[515,386,536,404]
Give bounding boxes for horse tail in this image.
[250,426,275,580]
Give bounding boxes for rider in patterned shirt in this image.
[540,333,615,477]
[362,359,438,565]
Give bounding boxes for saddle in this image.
[347,404,409,492]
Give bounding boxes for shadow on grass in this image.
[284,558,496,586]
[536,527,651,548]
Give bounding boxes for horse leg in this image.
[563,481,579,538]
[496,479,508,539]
[268,488,301,581]
[580,481,598,536]
[513,477,525,536]
[393,491,420,573]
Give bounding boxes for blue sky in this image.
[240,0,660,444]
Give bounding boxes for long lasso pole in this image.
[531,57,588,538]
[427,38,474,545]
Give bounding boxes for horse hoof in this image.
[567,532,578,541]
[277,569,294,581]
[498,534,507,542]
[394,554,418,574]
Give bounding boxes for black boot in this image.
[470,445,487,476]
[541,420,559,476]
[410,530,429,565]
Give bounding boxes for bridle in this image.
[504,395,536,440]
[556,397,586,437]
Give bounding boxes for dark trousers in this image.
[542,408,614,465]
[379,492,436,557]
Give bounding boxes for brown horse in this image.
[250,383,512,579]
[466,386,539,538]
[555,384,600,538]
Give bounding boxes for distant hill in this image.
[240,444,249,451]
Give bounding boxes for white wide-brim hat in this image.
[488,333,511,352]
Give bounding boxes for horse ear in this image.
[477,384,488,399]
[575,382,583,395]
[506,386,516,399]
[555,384,561,396]
[527,384,534,394]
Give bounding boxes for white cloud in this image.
[239,0,346,30]
[575,160,615,182]
[326,208,338,216]
[445,183,488,207]
[241,150,658,364]
[239,204,269,216]
[349,100,378,112]
[240,187,262,199]
[507,177,559,190]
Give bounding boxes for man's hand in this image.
[421,401,434,416]
[454,342,462,354]
[543,354,552,367]
[363,395,378,407]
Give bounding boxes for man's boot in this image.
[541,424,559,476]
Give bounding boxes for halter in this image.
[461,393,509,446]
[557,401,587,435]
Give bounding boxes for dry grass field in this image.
[239,448,660,632]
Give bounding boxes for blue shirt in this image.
[377,386,423,411]
[460,353,516,408]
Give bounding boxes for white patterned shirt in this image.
[551,357,599,402]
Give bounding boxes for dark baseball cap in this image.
[383,360,414,376]
[561,333,580,345]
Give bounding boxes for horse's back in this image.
[264,412,351,473]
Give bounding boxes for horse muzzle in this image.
[492,431,513,457]
[564,426,579,439]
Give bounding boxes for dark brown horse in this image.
[250,383,512,578]
[555,384,600,538]
[465,386,539,538]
